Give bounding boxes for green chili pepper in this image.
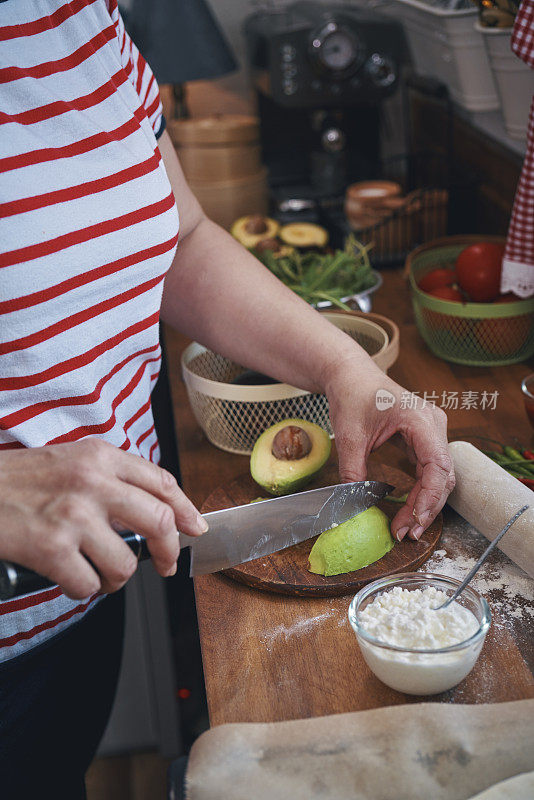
[483,450,506,462]
[500,460,534,473]
[509,470,532,480]
[503,446,525,461]
[484,450,534,478]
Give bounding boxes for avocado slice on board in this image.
[250,419,331,496]
[308,506,394,577]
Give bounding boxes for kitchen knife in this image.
[0,480,392,600]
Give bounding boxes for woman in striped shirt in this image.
[0,1,454,796]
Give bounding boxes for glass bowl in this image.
[348,573,491,695]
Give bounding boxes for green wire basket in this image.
[407,237,534,366]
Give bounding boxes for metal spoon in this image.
[435,505,530,610]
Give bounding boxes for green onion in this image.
[251,233,376,306]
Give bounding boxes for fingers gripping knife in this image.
[0,481,392,600]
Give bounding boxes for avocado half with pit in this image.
[308,506,393,577]
[231,214,280,249]
[250,419,331,496]
[279,222,329,249]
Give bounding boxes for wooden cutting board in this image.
[200,462,442,597]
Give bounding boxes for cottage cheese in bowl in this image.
[348,574,491,695]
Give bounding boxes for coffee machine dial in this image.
[310,21,364,78]
[365,53,397,88]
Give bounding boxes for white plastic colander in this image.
[181,312,398,454]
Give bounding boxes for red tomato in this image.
[421,286,468,341]
[422,286,471,346]
[426,286,463,302]
[418,268,457,293]
[455,243,505,302]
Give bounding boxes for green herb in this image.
[252,233,377,307]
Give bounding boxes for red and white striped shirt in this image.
[0,0,179,661]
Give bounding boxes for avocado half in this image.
[231,215,280,249]
[250,419,331,496]
[308,506,393,577]
[279,222,329,249]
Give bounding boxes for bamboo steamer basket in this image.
[188,167,269,231]
[169,115,268,229]
[169,115,262,182]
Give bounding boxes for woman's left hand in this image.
[324,356,455,542]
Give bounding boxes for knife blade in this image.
[0,480,392,599]
[185,480,393,576]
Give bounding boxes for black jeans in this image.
[0,590,125,800]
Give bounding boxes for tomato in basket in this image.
[474,294,531,357]
[455,243,505,302]
[426,286,463,302]
[421,286,472,342]
[417,267,457,294]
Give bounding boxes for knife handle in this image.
[0,532,150,601]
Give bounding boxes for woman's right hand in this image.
[0,439,207,599]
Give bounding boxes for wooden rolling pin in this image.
[448,441,533,579]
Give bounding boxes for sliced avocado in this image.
[231,215,280,249]
[250,419,331,496]
[279,222,329,249]
[308,506,393,577]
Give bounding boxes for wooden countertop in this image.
[163,268,534,727]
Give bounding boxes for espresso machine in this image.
[243,2,407,214]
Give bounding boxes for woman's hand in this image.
[0,439,207,599]
[324,356,455,541]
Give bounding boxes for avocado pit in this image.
[271,425,312,461]
[244,214,268,235]
[250,418,331,495]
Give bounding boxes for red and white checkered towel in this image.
[502,0,534,297]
